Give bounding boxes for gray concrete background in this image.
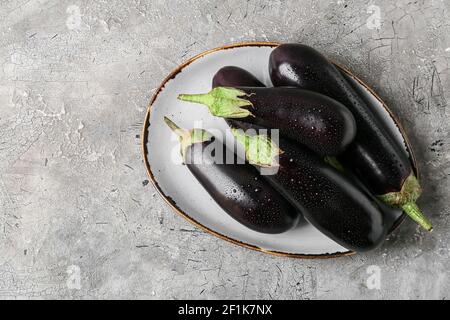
[0,0,449,299]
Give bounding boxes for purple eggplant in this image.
[216,68,403,234]
[269,43,432,231]
[177,86,356,156]
[229,121,386,252]
[163,117,299,234]
[212,66,265,88]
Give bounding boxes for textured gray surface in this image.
[0,0,449,300]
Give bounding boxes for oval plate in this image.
[142,42,415,259]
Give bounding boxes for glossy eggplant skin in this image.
[269,43,411,195]
[219,87,357,156]
[212,66,265,88]
[272,140,386,252]
[185,139,299,234]
[229,120,387,252]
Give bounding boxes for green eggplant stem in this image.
[178,93,215,106]
[178,87,254,118]
[163,116,212,160]
[324,156,345,172]
[231,128,282,168]
[402,202,433,232]
[377,173,432,232]
[164,116,188,138]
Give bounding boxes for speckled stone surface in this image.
[0,0,449,299]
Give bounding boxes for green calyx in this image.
[377,173,433,232]
[231,128,283,168]
[178,87,254,118]
[163,116,212,160]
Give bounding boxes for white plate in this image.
[142,42,415,259]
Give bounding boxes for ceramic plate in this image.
[142,42,415,259]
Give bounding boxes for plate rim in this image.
[141,41,416,259]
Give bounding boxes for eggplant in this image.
[269,43,432,231]
[228,119,407,233]
[178,86,356,156]
[163,117,299,234]
[212,66,265,88]
[229,121,386,252]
